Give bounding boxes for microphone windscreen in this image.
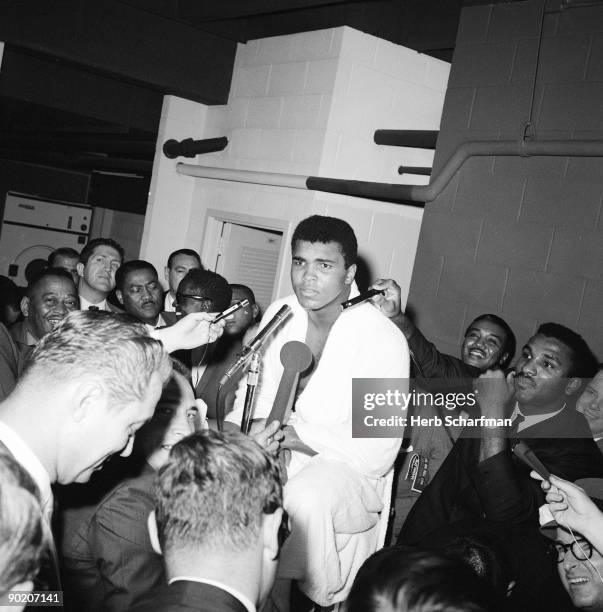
[280,341,313,374]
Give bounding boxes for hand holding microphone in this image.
[341,288,385,310]
[369,279,403,318]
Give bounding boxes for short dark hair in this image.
[230,283,256,305]
[291,215,357,268]
[466,314,516,369]
[115,260,158,292]
[167,249,202,269]
[346,547,497,612]
[79,238,124,266]
[155,429,283,559]
[26,267,76,298]
[48,247,79,266]
[178,269,232,312]
[536,322,598,379]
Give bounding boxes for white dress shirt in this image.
[0,420,53,519]
[79,294,110,311]
[145,313,167,334]
[164,292,176,312]
[511,402,566,433]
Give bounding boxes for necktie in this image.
[510,413,525,436]
[88,305,100,311]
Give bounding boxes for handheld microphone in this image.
[213,299,249,323]
[341,288,385,310]
[218,305,293,386]
[267,341,314,426]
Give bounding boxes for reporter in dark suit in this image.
[132,429,286,612]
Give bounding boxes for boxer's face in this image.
[291,240,355,313]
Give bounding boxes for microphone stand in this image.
[240,352,261,435]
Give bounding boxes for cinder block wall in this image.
[408,0,603,359]
[144,27,449,305]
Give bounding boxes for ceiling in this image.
[0,0,507,211]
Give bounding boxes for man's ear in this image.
[262,507,284,561]
[148,510,162,555]
[116,290,124,305]
[164,266,170,284]
[344,263,357,285]
[20,296,30,317]
[565,377,582,396]
[76,262,85,279]
[71,380,105,424]
[498,352,510,368]
[251,303,260,319]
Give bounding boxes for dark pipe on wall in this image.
[177,139,603,205]
[163,137,228,159]
[374,130,439,149]
[398,166,432,176]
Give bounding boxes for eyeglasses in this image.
[175,293,213,311]
[552,539,594,563]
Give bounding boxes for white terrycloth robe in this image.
[226,285,410,605]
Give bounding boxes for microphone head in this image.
[280,341,313,374]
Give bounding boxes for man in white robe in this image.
[226,215,409,607]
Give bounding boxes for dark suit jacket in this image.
[0,440,61,596]
[162,311,178,326]
[129,580,248,612]
[406,325,479,393]
[60,463,164,612]
[172,336,244,421]
[399,406,603,546]
[195,338,243,421]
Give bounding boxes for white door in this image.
[214,222,282,313]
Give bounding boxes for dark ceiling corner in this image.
[0,0,498,213]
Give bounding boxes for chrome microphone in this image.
[341,288,385,310]
[218,305,293,386]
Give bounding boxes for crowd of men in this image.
[0,214,602,612]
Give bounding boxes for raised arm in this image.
[371,279,478,391]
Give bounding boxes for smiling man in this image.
[372,279,514,390]
[77,238,124,312]
[1,268,79,403]
[553,526,603,611]
[399,323,603,548]
[116,260,166,331]
[11,267,79,354]
[225,215,410,608]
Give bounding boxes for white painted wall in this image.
[141,27,449,303]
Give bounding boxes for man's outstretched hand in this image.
[152,312,225,352]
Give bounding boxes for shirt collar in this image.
[168,577,255,612]
[145,314,165,333]
[511,402,566,433]
[0,421,53,519]
[79,294,109,311]
[24,326,39,347]
[164,292,176,312]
